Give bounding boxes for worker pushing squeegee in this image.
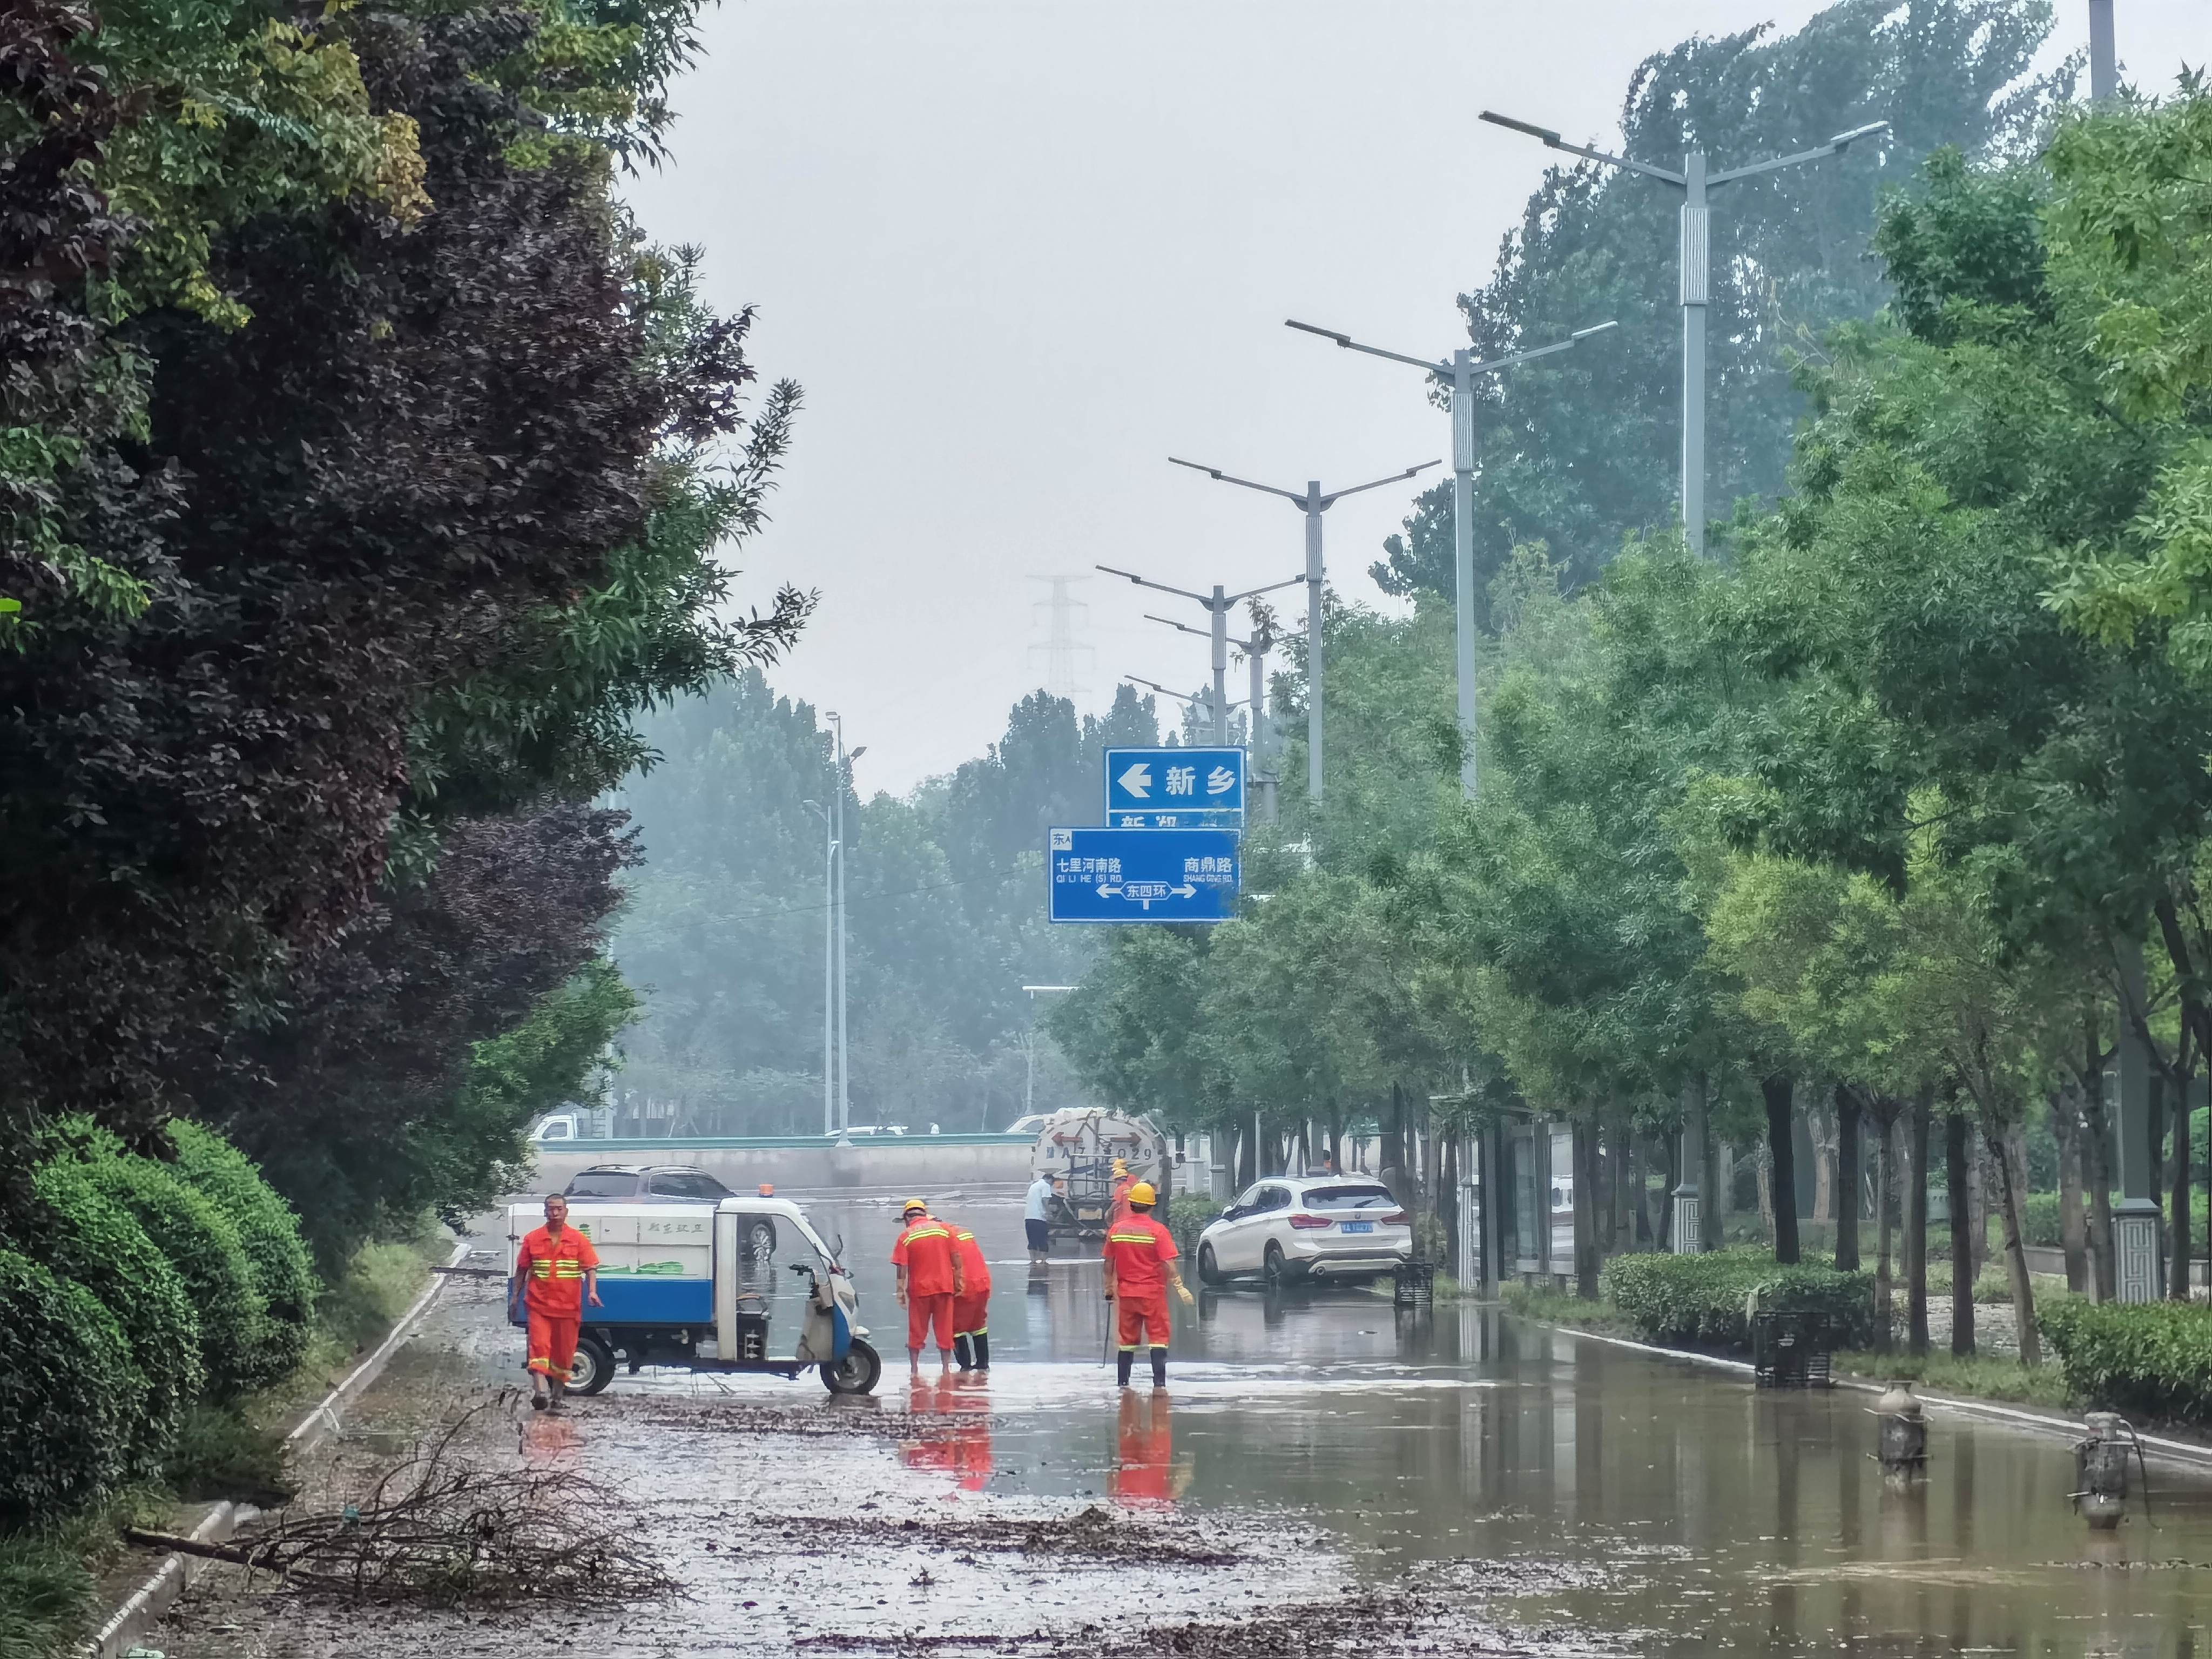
[1101,1181,1193,1390]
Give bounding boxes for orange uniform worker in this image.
[946,1218,993,1372]
[1107,1159,1134,1225]
[1101,1181,1192,1390]
[509,1193,602,1413]
[891,1198,966,1371]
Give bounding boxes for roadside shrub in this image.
[1602,1247,1874,1350]
[23,1162,205,1471]
[168,1121,318,1382]
[2021,1192,2062,1249]
[0,1252,144,1527]
[2040,1299,2212,1425]
[1166,1192,1223,1257]
[86,1157,268,1399]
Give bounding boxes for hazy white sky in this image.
[622,1,2207,796]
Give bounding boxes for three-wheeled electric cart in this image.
[505,1194,881,1395]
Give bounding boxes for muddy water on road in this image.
[160,1190,2212,1656]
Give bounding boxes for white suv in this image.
[1195,1177,1412,1287]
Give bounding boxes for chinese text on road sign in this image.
[1104,747,1243,829]
[1048,827,1240,924]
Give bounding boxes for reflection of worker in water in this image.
[1108,1388,1186,1508]
[1101,1181,1193,1390]
[891,1198,965,1372]
[947,1215,992,1372]
[900,1373,995,1492]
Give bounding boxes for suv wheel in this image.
[1197,1243,1224,1286]
[1263,1242,1287,1287]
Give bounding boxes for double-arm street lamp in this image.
[1098,565,1302,750]
[1144,610,1281,822]
[1478,110,1888,556]
[1284,318,1616,799]
[1121,674,1245,751]
[1169,456,1440,805]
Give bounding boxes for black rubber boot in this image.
[1150,1347,1168,1388]
[952,1332,973,1370]
[973,1331,990,1371]
[1116,1349,1134,1387]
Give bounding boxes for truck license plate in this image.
[1341,1220,1374,1233]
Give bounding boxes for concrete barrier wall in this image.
[525,1135,1035,1193]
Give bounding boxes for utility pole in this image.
[1285,319,1615,798]
[1143,611,1282,822]
[1169,457,1440,804]
[826,714,864,1147]
[1098,565,1301,747]
[1479,110,1886,556]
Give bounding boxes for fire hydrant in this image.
[1876,1379,1927,1478]
[2074,1412,2135,1530]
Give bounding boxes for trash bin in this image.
[1751,1310,1835,1388]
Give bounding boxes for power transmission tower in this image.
[1027,575,1095,699]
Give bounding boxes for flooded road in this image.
[158,1185,2212,1657]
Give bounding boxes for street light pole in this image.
[1099,563,1302,750]
[1479,109,1887,555]
[1169,457,1440,805]
[2089,0,2116,99]
[1121,674,1244,740]
[828,713,857,1147]
[1143,612,1282,822]
[805,795,837,1137]
[1285,319,1616,798]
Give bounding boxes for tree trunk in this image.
[2055,1090,2088,1294]
[2082,1029,2117,1302]
[1836,1084,1862,1271]
[1872,1098,1898,1353]
[1907,1094,1931,1357]
[1981,1109,2041,1366]
[1810,1094,1834,1226]
[1573,1121,1600,1299]
[1658,1131,1678,1252]
[1440,1130,1461,1275]
[2173,1078,2194,1302]
[1946,1110,1975,1357]
[1764,1074,1800,1265]
[1756,1145,1775,1240]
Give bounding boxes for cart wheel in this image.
[822,1337,881,1395]
[568,1334,617,1397]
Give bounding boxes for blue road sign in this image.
[1048,827,1239,924]
[1105,747,1244,822]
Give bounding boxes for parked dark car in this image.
[563,1164,736,1202]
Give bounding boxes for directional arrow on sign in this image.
[1117,762,1154,800]
[1171,883,1197,899]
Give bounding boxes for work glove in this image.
[1176,1284,1195,1306]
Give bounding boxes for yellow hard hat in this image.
[1127,1182,1157,1206]
[1111,1158,1129,1176]
[901,1197,928,1215]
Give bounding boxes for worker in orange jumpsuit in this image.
[891,1198,965,1372]
[947,1216,993,1373]
[1101,1181,1192,1390]
[1107,1159,1134,1226]
[509,1193,602,1413]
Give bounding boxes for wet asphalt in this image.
[151,1185,2212,1657]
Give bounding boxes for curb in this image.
[1530,1314,2212,1473]
[82,1239,472,1658]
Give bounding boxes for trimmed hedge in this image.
[1602,1247,1875,1350]
[0,1252,144,1527]
[2040,1299,2212,1425]
[23,1162,204,1472]
[168,1121,316,1382]
[85,1156,268,1399]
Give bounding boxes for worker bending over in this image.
[948,1215,993,1372]
[891,1198,965,1371]
[1101,1182,1192,1390]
